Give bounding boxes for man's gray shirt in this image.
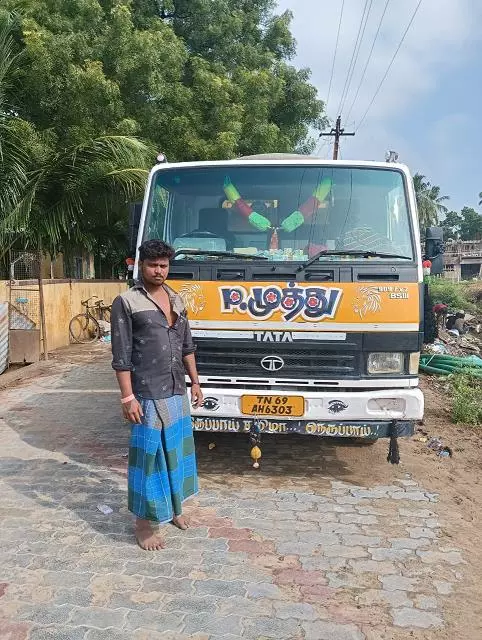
[111,283,196,400]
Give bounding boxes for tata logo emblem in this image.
[260,355,285,372]
[254,331,293,343]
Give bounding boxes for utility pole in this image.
[319,115,355,160]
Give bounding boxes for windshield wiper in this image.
[299,249,413,271]
[174,249,267,261]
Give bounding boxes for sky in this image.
[276,0,482,213]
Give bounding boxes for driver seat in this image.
[197,208,235,250]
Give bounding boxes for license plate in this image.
[241,395,304,417]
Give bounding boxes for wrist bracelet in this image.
[121,394,135,404]
[191,381,200,386]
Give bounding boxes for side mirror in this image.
[128,202,142,256]
[425,227,444,275]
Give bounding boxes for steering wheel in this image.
[180,230,219,238]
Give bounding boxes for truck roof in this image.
[151,155,410,173]
[239,153,317,160]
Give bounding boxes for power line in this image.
[345,0,391,122]
[336,0,372,116]
[339,0,374,115]
[336,0,369,115]
[314,133,329,155]
[313,136,333,160]
[356,0,423,132]
[314,138,331,157]
[326,0,345,113]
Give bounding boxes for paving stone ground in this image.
[0,357,465,639]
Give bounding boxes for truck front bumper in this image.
[191,387,423,438]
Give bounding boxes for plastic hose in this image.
[419,364,450,375]
[421,356,482,366]
[420,353,482,377]
[421,354,482,367]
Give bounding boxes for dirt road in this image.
[0,344,480,639]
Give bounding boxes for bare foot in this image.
[135,519,165,550]
[172,515,190,530]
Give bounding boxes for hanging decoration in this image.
[224,176,332,234]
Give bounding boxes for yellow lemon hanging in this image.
[250,446,261,469]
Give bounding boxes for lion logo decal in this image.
[353,286,381,319]
[179,284,206,315]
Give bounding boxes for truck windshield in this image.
[143,165,414,262]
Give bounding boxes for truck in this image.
[131,153,431,466]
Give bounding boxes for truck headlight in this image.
[367,352,404,375]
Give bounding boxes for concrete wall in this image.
[0,281,7,306]
[0,280,127,352]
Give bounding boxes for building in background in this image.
[444,240,482,281]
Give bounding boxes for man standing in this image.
[111,240,203,550]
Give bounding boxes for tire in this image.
[101,307,111,323]
[69,313,101,344]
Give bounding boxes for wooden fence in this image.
[0,280,127,353]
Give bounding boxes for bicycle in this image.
[94,299,112,323]
[69,296,101,344]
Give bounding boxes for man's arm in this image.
[111,296,143,423]
[114,371,143,423]
[182,317,203,408]
[183,353,203,408]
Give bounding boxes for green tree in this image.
[1,0,325,264]
[4,0,323,160]
[441,210,462,240]
[439,207,482,242]
[135,0,296,69]
[413,173,449,232]
[0,14,29,224]
[459,206,482,240]
[0,11,152,261]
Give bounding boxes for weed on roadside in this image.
[428,278,478,313]
[451,373,482,425]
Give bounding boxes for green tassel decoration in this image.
[281,210,304,233]
[248,211,271,231]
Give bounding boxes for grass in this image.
[451,373,482,426]
[428,278,479,313]
[426,278,481,424]
[468,281,482,306]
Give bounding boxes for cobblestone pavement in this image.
[0,357,466,639]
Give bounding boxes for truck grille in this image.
[194,338,362,379]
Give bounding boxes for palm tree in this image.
[478,191,482,207]
[0,14,152,261]
[0,16,28,225]
[3,136,152,256]
[413,173,449,232]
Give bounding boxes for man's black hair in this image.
[138,239,175,262]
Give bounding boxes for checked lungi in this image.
[128,394,198,523]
